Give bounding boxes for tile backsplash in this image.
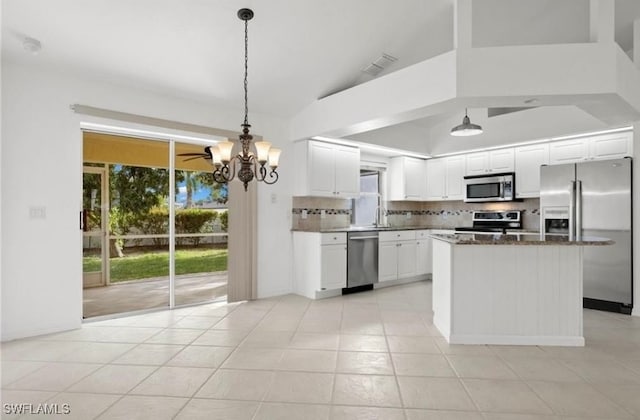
[291,196,540,231]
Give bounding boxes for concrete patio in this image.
[83,272,228,318]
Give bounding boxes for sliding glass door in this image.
[82,132,228,318]
[173,142,229,306]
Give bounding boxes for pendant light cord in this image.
[243,18,249,127]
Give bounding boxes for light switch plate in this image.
[301,209,308,219]
[321,210,326,219]
[406,212,411,219]
[29,206,46,220]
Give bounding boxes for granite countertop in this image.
[430,232,614,246]
[291,225,438,233]
[291,226,541,233]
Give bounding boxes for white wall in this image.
[1,61,292,341]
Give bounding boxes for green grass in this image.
[83,248,228,283]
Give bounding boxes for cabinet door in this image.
[334,145,360,197]
[489,148,515,173]
[465,152,489,176]
[404,157,426,200]
[397,241,417,279]
[415,238,432,275]
[308,141,336,196]
[321,244,347,290]
[378,242,398,282]
[549,139,588,164]
[425,158,446,201]
[588,132,632,160]
[445,156,465,200]
[515,143,549,198]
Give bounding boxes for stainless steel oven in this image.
[464,172,515,202]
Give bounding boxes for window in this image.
[352,170,381,226]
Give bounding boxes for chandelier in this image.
[197,8,281,191]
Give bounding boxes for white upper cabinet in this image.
[588,132,633,160]
[465,149,514,176]
[426,156,464,201]
[445,156,465,200]
[549,132,632,164]
[388,156,426,201]
[333,144,360,196]
[294,140,360,197]
[514,143,549,198]
[425,158,446,200]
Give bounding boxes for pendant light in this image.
[450,108,483,137]
[208,8,281,191]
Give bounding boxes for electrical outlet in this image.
[301,210,308,219]
[442,212,448,220]
[271,193,277,204]
[406,212,411,219]
[321,210,326,219]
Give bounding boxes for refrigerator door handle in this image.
[569,180,576,241]
[576,180,583,241]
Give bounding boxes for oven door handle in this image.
[349,236,379,240]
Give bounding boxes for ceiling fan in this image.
[178,146,212,162]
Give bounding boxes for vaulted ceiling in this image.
[4,0,640,154]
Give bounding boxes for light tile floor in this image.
[3,281,640,419]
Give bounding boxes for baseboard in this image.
[446,334,585,347]
[373,274,429,289]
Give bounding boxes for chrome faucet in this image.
[374,194,387,227]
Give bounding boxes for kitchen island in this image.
[430,233,613,347]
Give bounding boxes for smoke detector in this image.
[361,53,397,77]
[23,37,42,54]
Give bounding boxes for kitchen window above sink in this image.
[351,168,387,228]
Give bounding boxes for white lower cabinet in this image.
[378,230,417,283]
[415,230,432,276]
[320,243,347,290]
[378,241,399,282]
[293,232,346,299]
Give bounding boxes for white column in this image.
[454,0,472,50]
[589,0,615,43]
[634,19,640,70]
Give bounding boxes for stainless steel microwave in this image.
[463,172,515,202]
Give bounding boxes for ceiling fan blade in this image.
[182,156,211,162]
[177,152,209,157]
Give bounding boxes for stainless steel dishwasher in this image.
[346,230,379,291]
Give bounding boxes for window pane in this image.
[360,173,379,193]
[353,172,379,226]
[354,195,377,226]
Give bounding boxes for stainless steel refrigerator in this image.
[540,157,632,314]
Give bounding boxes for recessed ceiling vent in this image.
[488,106,537,118]
[362,53,397,77]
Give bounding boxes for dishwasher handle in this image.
[349,236,379,240]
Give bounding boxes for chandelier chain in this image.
[243,18,249,127]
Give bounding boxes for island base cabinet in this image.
[432,240,584,346]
